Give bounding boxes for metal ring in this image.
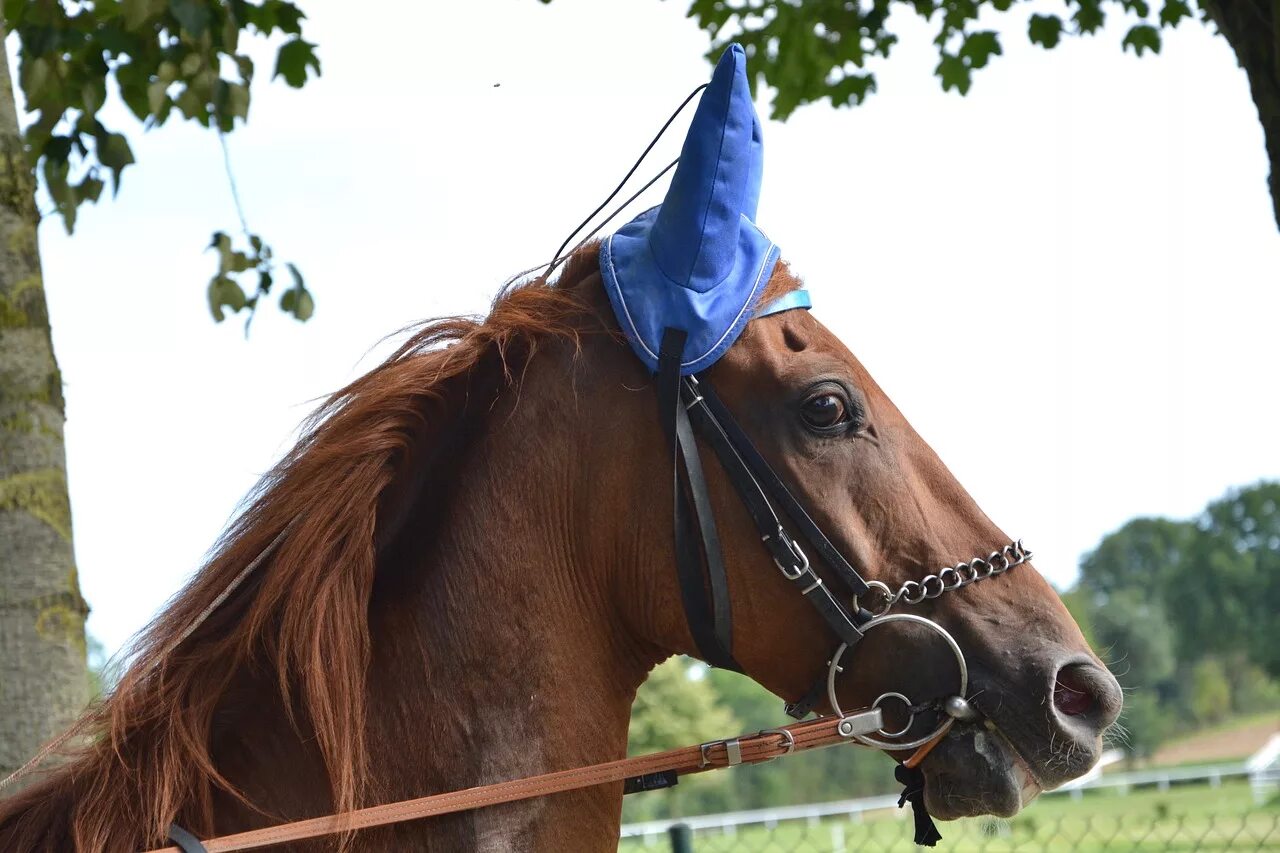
[938,567,962,590]
[853,579,895,617]
[826,613,968,751]
[921,575,945,599]
[872,692,915,738]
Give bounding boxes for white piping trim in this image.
[603,233,660,362]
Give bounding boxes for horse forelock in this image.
[0,248,606,853]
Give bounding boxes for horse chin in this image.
[917,725,1043,820]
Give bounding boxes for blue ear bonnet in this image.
[600,45,803,376]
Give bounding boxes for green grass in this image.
[620,780,1280,851]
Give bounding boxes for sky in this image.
[7,0,1279,660]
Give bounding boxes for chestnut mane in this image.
[0,251,603,852]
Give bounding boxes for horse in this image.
[0,245,1121,851]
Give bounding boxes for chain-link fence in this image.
[623,811,1280,851]
[620,780,1280,851]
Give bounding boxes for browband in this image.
[755,289,811,319]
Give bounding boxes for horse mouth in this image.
[916,722,1044,820]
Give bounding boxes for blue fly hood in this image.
[600,44,783,376]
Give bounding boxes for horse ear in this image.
[599,43,779,375]
[649,44,763,291]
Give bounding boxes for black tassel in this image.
[895,763,942,847]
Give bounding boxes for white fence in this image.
[620,739,1279,842]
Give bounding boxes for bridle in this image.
[649,315,1033,843]
[653,316,1032,721]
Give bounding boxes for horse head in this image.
[590,41,1122,824]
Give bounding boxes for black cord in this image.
[546,83,708,273]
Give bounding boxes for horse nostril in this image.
[1052,661,1122,730]
[1054,666,1095,717]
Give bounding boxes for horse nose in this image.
[1051,659,1123,737]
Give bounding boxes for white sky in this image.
[8,0,1278,659]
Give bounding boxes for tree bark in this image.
[0,24,90,786]
[1200,0,1280,228]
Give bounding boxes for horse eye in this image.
[800,393,849,431]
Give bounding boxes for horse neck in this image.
[217,345,662,849]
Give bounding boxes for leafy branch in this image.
[4,0,321,325]
[679,0,1199,118]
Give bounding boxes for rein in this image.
[146,712,885,853]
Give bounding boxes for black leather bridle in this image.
[655,324,956,844]
[656,327,876,712]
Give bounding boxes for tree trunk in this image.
[1201,0,1280,229]
[0,24,90,787]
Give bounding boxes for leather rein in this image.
[148,319,1031,853]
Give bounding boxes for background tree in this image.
[0,0,318,785]
[1078,518,1196,599]
[558,0,1280,229]
[1174,482,1280,674]
[625,658,740,821]
[1065,481,1280,763]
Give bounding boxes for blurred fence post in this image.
[668,822,693,853]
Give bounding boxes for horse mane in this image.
[0,249,604,852]
[0,243,801,852]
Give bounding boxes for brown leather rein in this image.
[142,707,965,853]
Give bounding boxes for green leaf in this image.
[226,82,250,121]
[235,54,254,83]
[1073,0,1106,34]
[44,135,73,165]
[122,0,165,29]
[174,86,202,121]
[76,175,104,203]
[80,80,106,116]
[274,38,320,88]
[169,0,210,37]
[207,276,246,322]
[24,57,53,105]
[96,132,135,194]
[830,73,876,107]
[959,31,1002,70]
[1122,23,1162,56]
[935,53,971,95]
[281,263,313,321]
[991,0,1014,9]
[1159,0,1192,26]
[147,79,168,115]
[43,157,76,234]
[1028,14,1064,49]
[273,2,306,34]
[293,289,314,321]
